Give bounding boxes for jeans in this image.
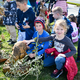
[17,30,26,42]
[43,56,66,70]
[43,56,55,67]
[55,56,66,70]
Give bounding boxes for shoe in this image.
[76,57,80,63]
[7,39,12,42]
[51,69,63,78]
[8,41,16,45]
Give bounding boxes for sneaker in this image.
[51,69,63,78]
[8,41,16,45]
[76,57,80,63]
[7,39,12,42]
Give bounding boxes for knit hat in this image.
[34,16,45,28]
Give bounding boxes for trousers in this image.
[43,56,66,70]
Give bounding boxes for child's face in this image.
[54,25,66,36]
[41,2,45,5]
[53,12,59,19]
[35,23,43,33]
[16,2,27,11]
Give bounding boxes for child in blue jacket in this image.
[15,0,35,41]
[23,16,50,59]
[51,6,73,40]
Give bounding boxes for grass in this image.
[0,25,80,80]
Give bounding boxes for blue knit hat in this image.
[34,16,45,28]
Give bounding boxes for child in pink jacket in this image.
[68,14,78,43]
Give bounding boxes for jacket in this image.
[45,48,78,80]
[27,30,50,56]
[64,16,73,39]
[16,8,35,40]
[3,1,17,25]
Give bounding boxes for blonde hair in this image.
[52,6,63,15]
[54,19,69,34]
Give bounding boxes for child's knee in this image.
[55,56,65,63]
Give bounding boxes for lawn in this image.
[0,25,80,80]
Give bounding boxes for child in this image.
[3,0,17,45]
[37,0,48,19]
[76,8,80,62]
[23,16,50,59]
[45,0,56,12]
[15,0,35,41]
[68,14,78,43]
[52,0,68,16]
[45,0,56,23]
[25,19,77,80]
[51,6,73,40]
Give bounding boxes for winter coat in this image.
[16,8,35,40]
[64,16,73,39]
[3,1,17,25]
[27,30,50,56]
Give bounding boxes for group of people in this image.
[2,0,80,79]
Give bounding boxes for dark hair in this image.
[41,0,45,2]
[68,14,77,23]
[16,0,27,3]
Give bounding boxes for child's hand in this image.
[15,23,20,29]
[29,53,36,58]
[23,24,30,29]
[23,40,31,45]
[22,25,27,29]
[23,39,35,45]
[58,53,66,57]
